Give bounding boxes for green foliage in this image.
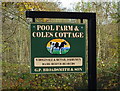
[2,61,88,90]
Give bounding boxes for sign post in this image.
[26,11,96,90]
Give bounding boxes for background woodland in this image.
[1,1,120,90]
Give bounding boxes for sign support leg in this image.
[88,18,96,90]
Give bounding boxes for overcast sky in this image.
[48,0,118,10]
[56,0,81,11]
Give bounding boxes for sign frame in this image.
[26,11,96,90]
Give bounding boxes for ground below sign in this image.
[31,23,86,74]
